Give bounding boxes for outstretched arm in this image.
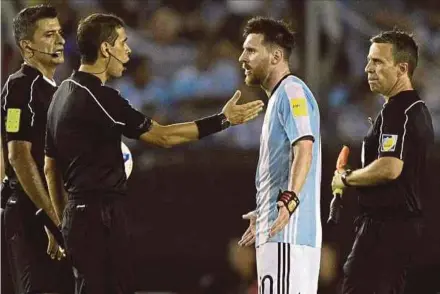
[139,91,264,147]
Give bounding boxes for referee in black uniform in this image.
[1,5,74,294]
[332,29,434,294]
[44,13,263,294]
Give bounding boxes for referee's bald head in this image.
[77,13,125,65]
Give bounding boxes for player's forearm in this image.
[288,142,313,196]
[10,154,60,225]
[345,157,402,187]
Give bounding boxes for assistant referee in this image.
[332,29,434,294]
[1,5,74,293]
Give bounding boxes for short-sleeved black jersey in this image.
[1,64,58,182]
[45,71,152,195]
[358,90,434,214]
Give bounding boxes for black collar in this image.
[389,90,417,100]
[22,64,42,78]
[21,64,57,87]
[387,90,419,105]
[270,73,293,97]
[72,71,103,86]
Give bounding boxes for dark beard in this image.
[245,70,263,86]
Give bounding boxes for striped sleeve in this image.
[62,80,152,139]
[278,81,314,144]
[102,87,153,139]
[1,76,39,143]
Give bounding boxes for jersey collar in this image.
[386,90,418,106]
[22,63,41,78]
[270,73,293,97]
[73,71,104,86]
[22,63,57,87]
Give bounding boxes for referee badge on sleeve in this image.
[381,134,398,152]
[6,108,21,133]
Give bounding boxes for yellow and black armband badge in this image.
[277,190,300,216]
[6,108,21,133]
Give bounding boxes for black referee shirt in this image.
[45,71,152,196]
[358,90,434,214]
[1,64,57,183]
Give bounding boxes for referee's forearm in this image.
[44,157,66,223]
[46,175,66,223]
[139,122,199,148]
[164,122,200,146]
[11,155,60,225]
[346,158,402,187]
[0,138,5,180]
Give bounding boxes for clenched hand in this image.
[45,226,66,261]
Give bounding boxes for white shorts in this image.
[256,242,321,294]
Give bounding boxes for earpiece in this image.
[26,46,59,58]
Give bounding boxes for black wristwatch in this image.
[219,113,231,130]
[341,169,353,187]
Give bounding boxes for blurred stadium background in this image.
[1,0,439,293]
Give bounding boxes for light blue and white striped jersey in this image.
[255,75,322,248]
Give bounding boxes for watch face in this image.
[342,170,352,186]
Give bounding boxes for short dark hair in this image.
[243,17,295,60]
[13,4,58,48]
[370,29,418,77]
[77,13,125,64]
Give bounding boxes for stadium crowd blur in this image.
[2,0,439,293]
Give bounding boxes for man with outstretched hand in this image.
[44,13,263,294]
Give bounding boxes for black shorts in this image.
[4,189,74,294]
[342,216,422,294]
[62,195,135,294]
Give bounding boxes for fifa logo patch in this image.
[290,98,308,117]
[381,134,398,152]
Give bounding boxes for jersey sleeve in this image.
[378,105,407,160]
[278,82,315,145]
[2,77,37,143]
[99,87,153,139]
